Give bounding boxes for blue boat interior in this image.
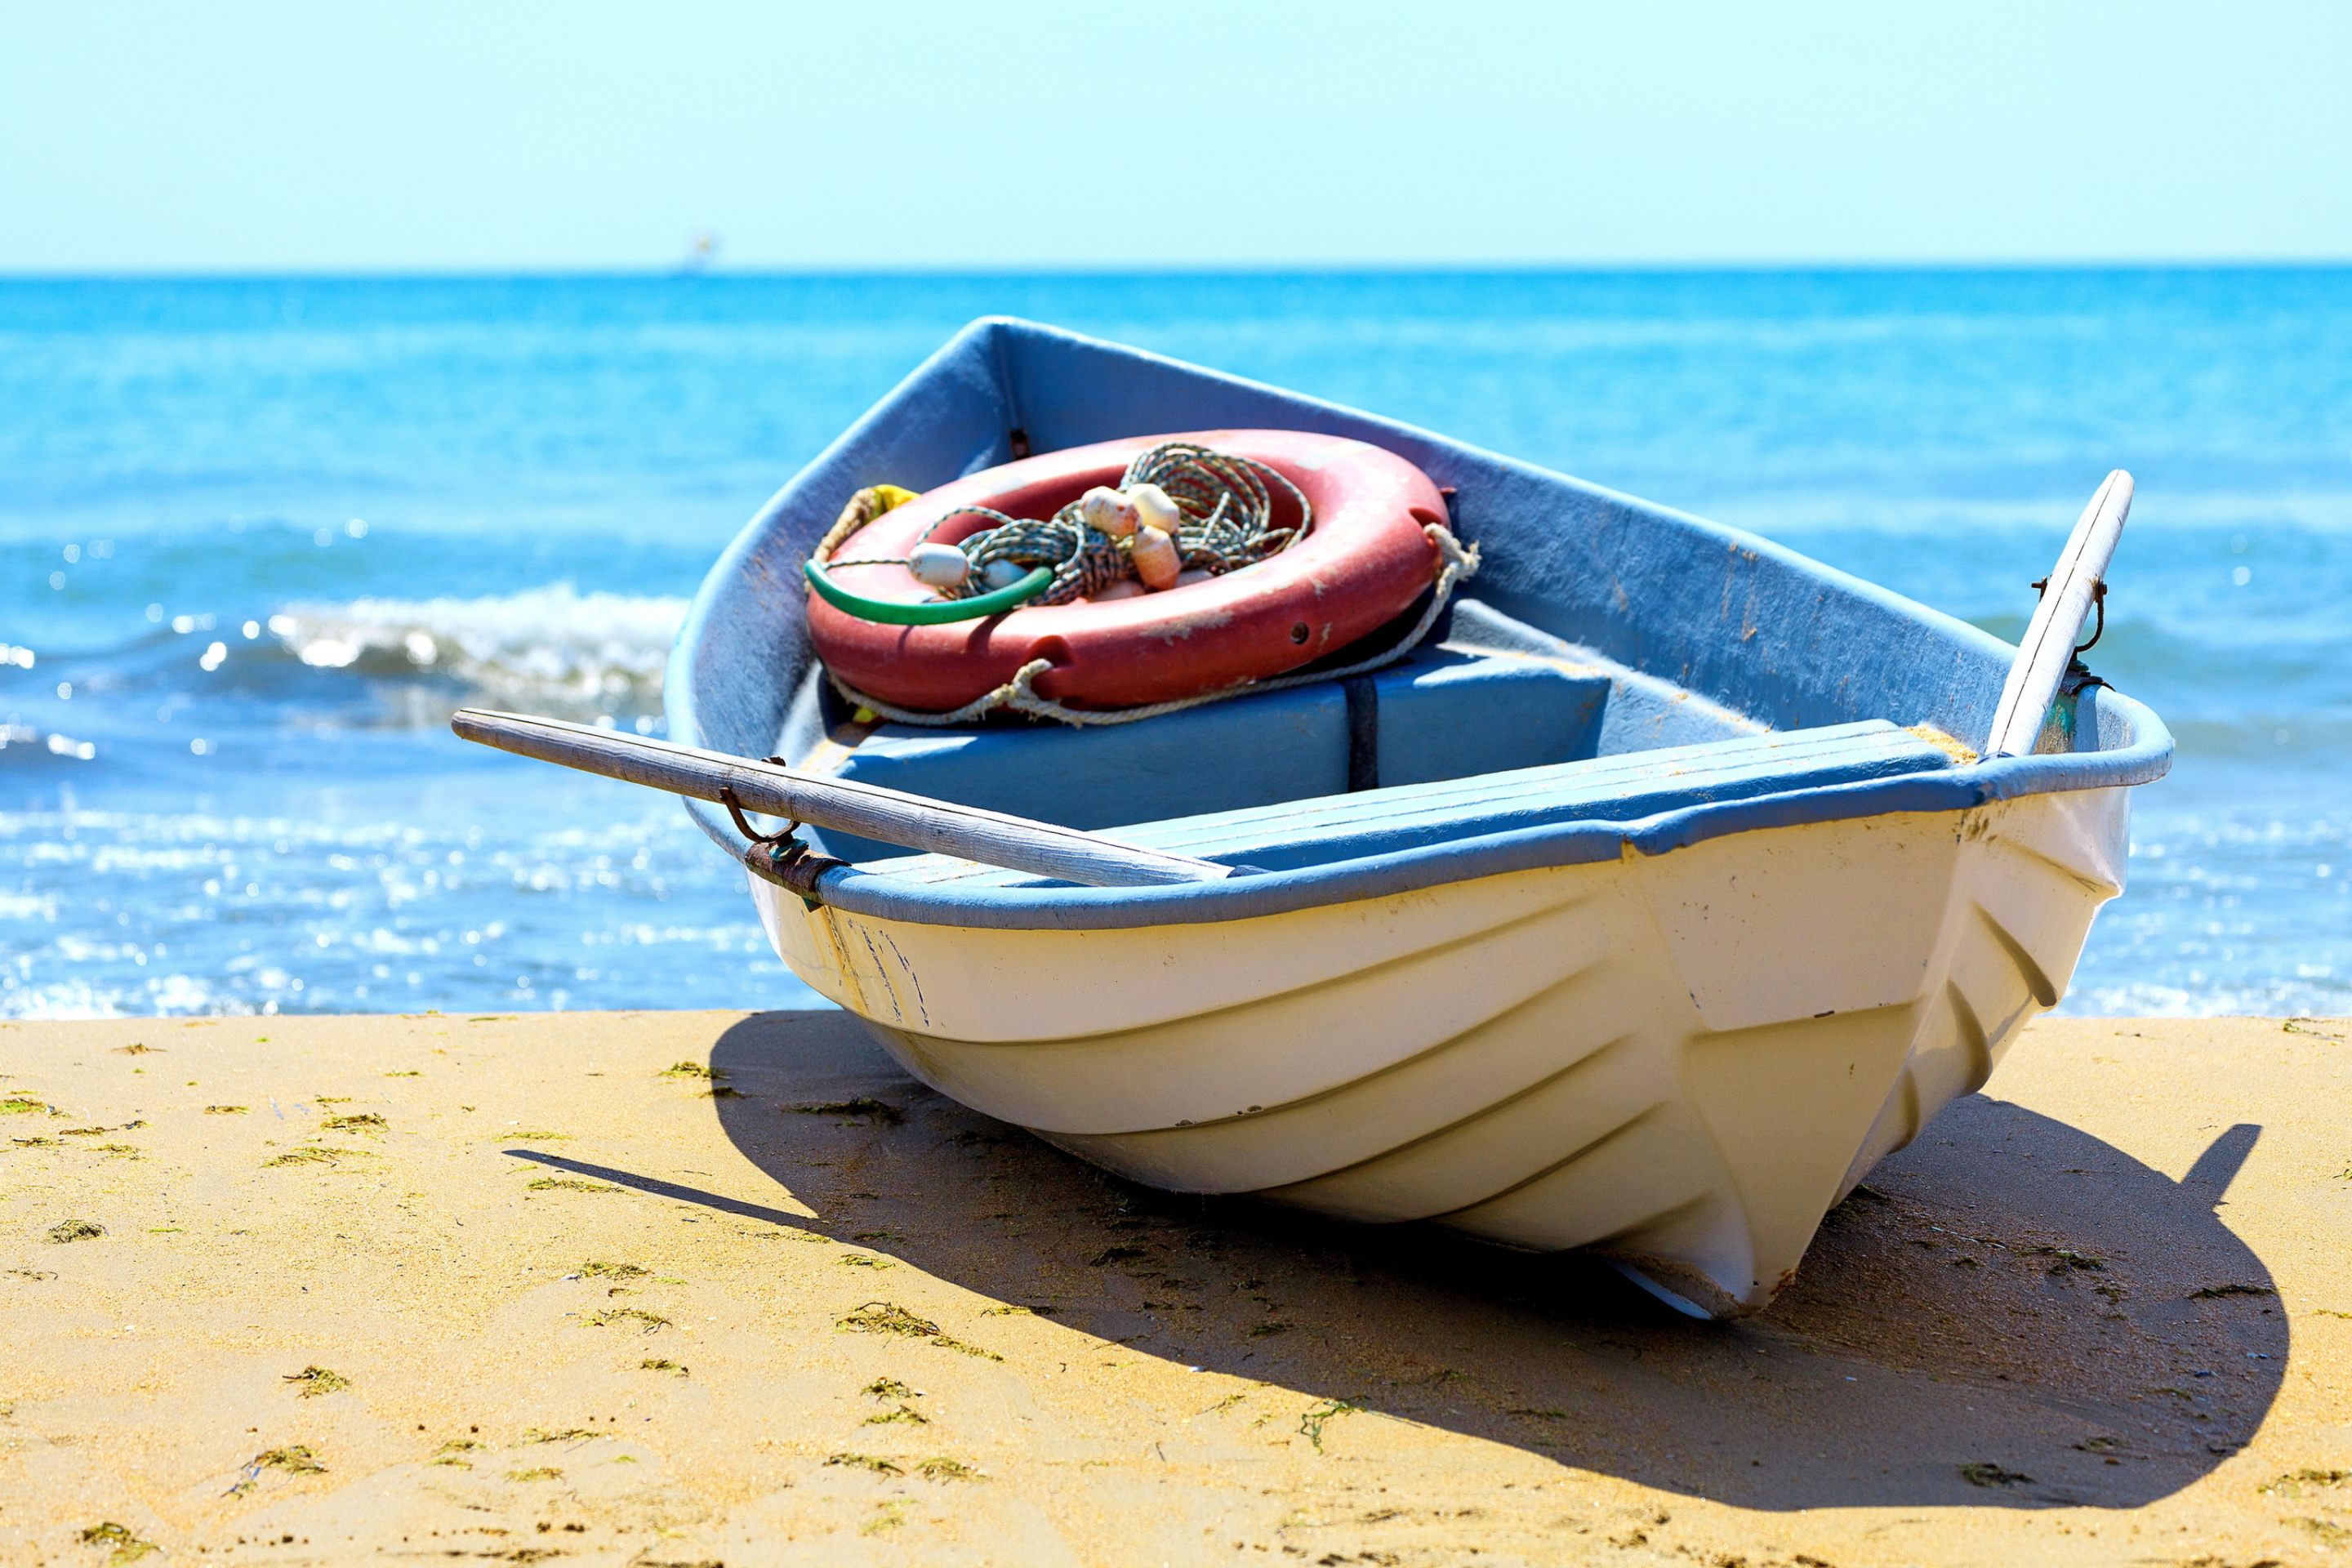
[849,719,1960,888]
[773,596,1951,869]
[672,316,2168,893]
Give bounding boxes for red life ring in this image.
[805,430,1447,712]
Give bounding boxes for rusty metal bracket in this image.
[721,785,849,911]
[2033,575,2107,653]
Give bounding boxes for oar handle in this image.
[1985,470,2133,759]
[449,708,1238,889]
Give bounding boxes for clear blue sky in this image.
[4,0,2348,272]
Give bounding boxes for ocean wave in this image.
[268,584,688,720]
[1,971,256,1021]
[2067,978,2351,1018]
[0,796,819,1020]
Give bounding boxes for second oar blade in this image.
[1985,470,2132,759]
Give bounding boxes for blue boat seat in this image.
[858,719,1963,888]
[804,647,1612,863]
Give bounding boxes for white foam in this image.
[1,972,259,1021]
[270,584,688,718]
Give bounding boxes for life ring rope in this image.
[805,443,1310,625]
[826,523,1481,729]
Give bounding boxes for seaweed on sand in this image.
[227,1445,327,1495]
[264,1146,369,1167]
[837,1302,939,1337]
[584,1307,669,1332]
[78,1523,157,1566]
[836,1300,997,1359]
[2034,1246,2105,1274]
[520,1427,599,1444]
[283,1366,350,1397]
[791,1097,902,1125]
[1959,1462,2033,1486]
[254,1446,326,1473]
[915,1457,982,1481]
[1298,1398,1361,1451]
[931,1336,1002,1361]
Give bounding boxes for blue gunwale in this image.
[666,316,2173,933]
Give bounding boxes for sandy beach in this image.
[2,1009,2345,1566]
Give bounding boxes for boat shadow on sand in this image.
[555,1009,2287,1512]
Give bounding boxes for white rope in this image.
[826,523,1481,729]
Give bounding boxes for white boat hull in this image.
[751,786,2128,1317]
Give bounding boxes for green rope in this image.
[803,482,1047,625]
[803,558,1052,626]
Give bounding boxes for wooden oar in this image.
[449,708,1240,889]
[1984,470,2133,759]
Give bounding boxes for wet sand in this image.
[2,1009,2347,1566]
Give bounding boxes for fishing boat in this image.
[457,317,2171,1319]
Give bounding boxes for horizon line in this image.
[4,258,2352,284]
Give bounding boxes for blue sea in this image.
[3,271,2348,1019]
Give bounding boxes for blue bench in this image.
[804,647,1612,862]
[859,719,1961,888]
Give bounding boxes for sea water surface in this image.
[3,271,2348,1018]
